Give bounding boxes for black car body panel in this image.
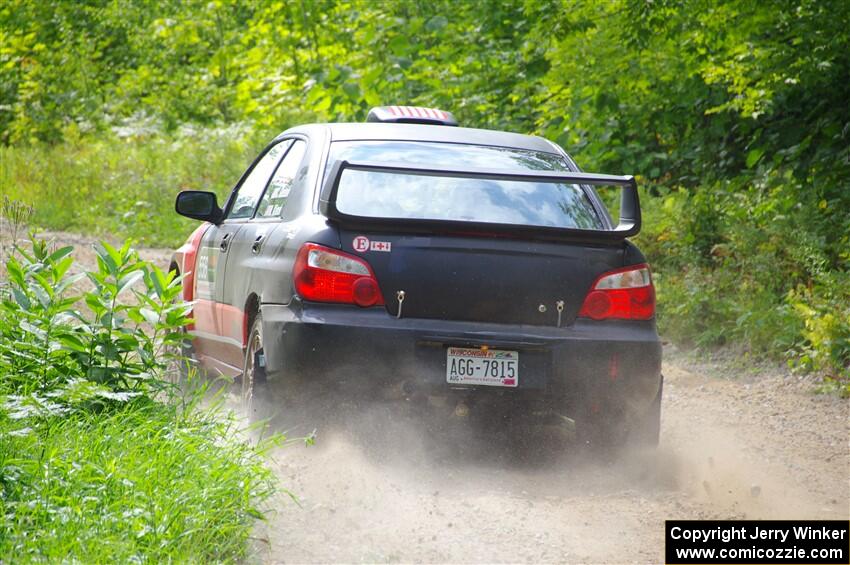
[172,115,662,437]
[336,229,622,326]
[259,301,661,425]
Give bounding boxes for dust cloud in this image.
[240,354,849,564]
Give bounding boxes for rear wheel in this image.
[630,377,662,447]
[579,377,663,451]
[241,314,269,420]
[240,315,320,436]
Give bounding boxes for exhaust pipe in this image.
[454,401,470,418]
[554,413,576,434]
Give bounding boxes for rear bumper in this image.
[260,301,662,417]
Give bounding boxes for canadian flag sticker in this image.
[370,241,392,252]
[352,236,370,252]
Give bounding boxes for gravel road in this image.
[252,350,849,564]
[47,232,850,564]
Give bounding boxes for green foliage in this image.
[789,272,850,388]
[0,0,543,138]
[1,239,83,392]
[639,179,849,385]
[0,237,277,561]
[528,0,850,384]
[0,235,191,394]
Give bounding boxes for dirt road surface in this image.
[47,232,850,564]
[251,351,848,564]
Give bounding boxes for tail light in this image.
[578,264,655,320]
[293,243,384,307]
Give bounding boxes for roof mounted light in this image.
[366,105,458,126]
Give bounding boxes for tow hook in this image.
[396,290,406,319]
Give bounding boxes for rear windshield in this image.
[326,141,603,230]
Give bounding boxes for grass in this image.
[0,126,263,248]
[0,237,280,562]
[0,397,275,563]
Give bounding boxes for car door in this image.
[191,139,292,372]
[216,138,309,369]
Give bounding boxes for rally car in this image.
[171,106,662,446]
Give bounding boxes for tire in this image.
[579,376,663,451]
[240,314,320,436]
[629,376,662,447]
[241,313,270,421]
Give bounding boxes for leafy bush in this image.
[640,179,849,391]
[789,272,850,386]
[0,236,189,394]
[0,236,277,561]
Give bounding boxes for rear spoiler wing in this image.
[319,160,641,240]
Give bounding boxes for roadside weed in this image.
[0,237,278,562]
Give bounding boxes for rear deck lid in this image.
[337,228,623,326]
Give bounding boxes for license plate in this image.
[446,347,519,387]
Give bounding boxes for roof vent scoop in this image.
[366,105,458,126]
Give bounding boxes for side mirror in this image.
[175,191,223,224]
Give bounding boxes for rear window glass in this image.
[327,141,603,230]
[328,141,570,172]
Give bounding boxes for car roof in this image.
[276,122,562,155]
